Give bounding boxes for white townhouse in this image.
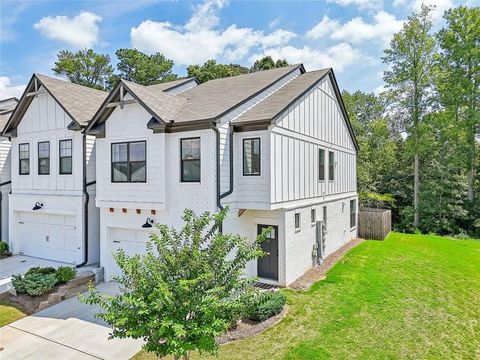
[0,97,18,241]
[86,65,359,286]
[2,74,107,266]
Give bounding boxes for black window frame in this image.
[59,139,73,175]
[111,140,147,183]
[311,208,316,224]
[328,151,335,181]
[38,141,50,175]
[294,212,301,230]
[19,143,30,175]
[318,148,325,181]
[243,137,261,176]
[350,199,357,228]
[323,206,327,230]
[180,137,201,183]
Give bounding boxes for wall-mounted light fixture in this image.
[32,202,43,211]
[142,218,154,228]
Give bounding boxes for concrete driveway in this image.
[0,282,143,359]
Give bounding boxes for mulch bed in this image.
[216,306,288,344]
[288,238,365,291]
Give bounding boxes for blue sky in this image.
[0,0,475,99]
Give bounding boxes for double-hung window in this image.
[350,199,357,228]
[19,143,30,175]
[38,141,50,175]
[243,138,261,176]
[59,139,72,175]
[111,141,146,183]
[328,151,335,181]
[181,138,201,182]
[318,148,325,181]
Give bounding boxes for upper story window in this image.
[328,151,335,181]
[19,143,29,175]
[181,138,200,182]
[318,148,325,181]
[350,199,357,228]
[243,138,261,176]
[38,141,50,175]
[59,139,72,175]
[111,141,146,183]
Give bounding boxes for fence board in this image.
[358,208,391,240]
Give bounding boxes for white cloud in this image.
[269,17,281,28]
[307,11,403,46]
[0,76,25,100]
[251,43,364,73]
[34,11,102,48]
[130,0,296,65]
[327,0,383,10]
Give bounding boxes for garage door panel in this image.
[48,214,65,226]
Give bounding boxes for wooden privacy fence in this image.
[358,208,391,240]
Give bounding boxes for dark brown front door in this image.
[257,224,279,280]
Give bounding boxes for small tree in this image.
[82,208,267,359]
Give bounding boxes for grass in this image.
[0,303,26,327]
[133,233,480,359]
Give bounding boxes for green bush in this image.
[0,240,9,255]
[11,274,26,294]
[23,273,57,296]
[25,266,56,276]
[55,266,76,283]
[246,291,286,322]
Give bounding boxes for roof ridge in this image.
[35,73,108,94]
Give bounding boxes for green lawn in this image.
[134,233,480,359]
[0,303,26,327]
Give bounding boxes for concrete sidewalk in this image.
[0,282,143,360]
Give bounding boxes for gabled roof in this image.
[0,97,19,132]
[3,74,107,136]
[147,77,199,92]
[174,64,304,122]
[232,68,359,152]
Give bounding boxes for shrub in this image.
[25,266,56,276]
[11,274,26,294]
[246,291,286,322]
[55,266,76,283]
[0,240,9,255]
[23,273,57,296]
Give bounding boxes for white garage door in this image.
[16,212,78,264]
[107,228,151,280]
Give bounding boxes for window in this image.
[19,143,29,175]
[59,139,72,174]
[38,141,50,175]
[294,213,301,230]
[318,148,325,181]
[181,138,200,182]
[350,199,357,228]
[311,208,316,224]
[243,138,261,176]
[328,151,335,181]
[323,206,327,229]
[111,141,146,183]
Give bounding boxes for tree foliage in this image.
[251,56,289,72]
[82,208,268,359]
[52,49,113,90]
[187,60,250,83]
[111,48,178,86]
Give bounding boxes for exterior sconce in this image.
[142,218,154,228]
[32,202,43,211]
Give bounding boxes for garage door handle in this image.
[113,240,121,243]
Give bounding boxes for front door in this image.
[257,224,279,280]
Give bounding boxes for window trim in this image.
[19,143,30,175]
[180,137,201,183]
[350,199,357,229]
[328,150,335,181]
[38,141,50,175]
[242,137,261,176]
[294,212,301,231]
[111,140,147,183]
[318,148,325,181]
[59,139,73,175]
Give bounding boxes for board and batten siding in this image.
[12,87,84,194]
[270,76,356,206]
[0,138,11,241]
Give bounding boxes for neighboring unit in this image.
[86,65,358,286]
[2,75,107,265]
[0,97,18,241]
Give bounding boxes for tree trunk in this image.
[414,151,420,228]
[467,120,477,202]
